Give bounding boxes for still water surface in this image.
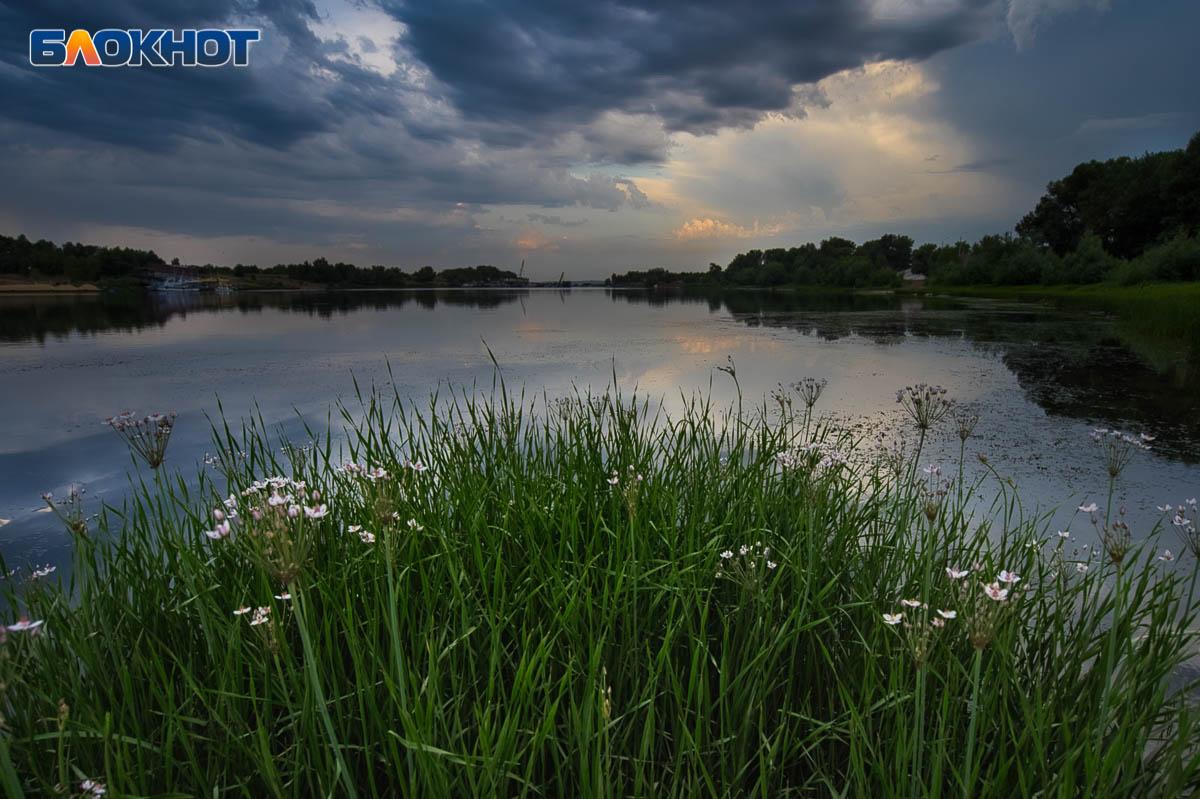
[1,288,1197,575]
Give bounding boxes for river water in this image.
[1,288,1197,575]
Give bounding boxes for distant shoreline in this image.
[0,281,100,294]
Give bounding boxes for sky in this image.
[0,0,1197,280]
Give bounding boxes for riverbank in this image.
[0,279,99,293]
[3,384,1197,796]
[919,281,1200,303]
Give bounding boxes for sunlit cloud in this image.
[674,218,787,241]
[655,60,1016,254]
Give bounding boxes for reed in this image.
[1,379,1197,796]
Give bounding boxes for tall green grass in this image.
[2,380,1198,796]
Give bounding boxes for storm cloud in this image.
[0,0,1193,275]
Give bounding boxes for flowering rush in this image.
[348,524,375,544]
[6,617,44,633]
[982,582,1009,602]
[105,410,177,469]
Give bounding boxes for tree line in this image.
[4,131,1198,291]
[612,130,1200,289]
[0,239,525,289]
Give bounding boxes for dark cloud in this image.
[926,156,1013,174]
[385,0,997,135]
[1,0,1192,275]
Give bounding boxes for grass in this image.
[2,379,1199,797]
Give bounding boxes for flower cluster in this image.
[942,565,1020,649]
[78,778,107,797]
[1159,498,1198,559]
[233,605,271,626]
[1077,500,1132,565]
[1089,428,1152,480]
[340,461,390,482]
[105,411,177,469]
[607,465,645,515]
[206,475,325,584]
[895,384,953,432]
[792,377,828,410]
[716,541,778,591]
[348,524,376,544]
[42,484,88,538]
[29,564,57,580]
[775,442,848,474]
[882,597,957,667]
[952,406,980,443]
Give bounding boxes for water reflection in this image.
[4,288,1197,462]
[612,289,1200,461]
[0,289,533,344]
[1,287,1196,578]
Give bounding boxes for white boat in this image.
[150,275,203,292]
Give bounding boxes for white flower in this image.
[6,617,44,633]
[1075,562,1089,573]
[213,508,226,522]
[882,612,903,625]
[719,550,733,560]
[1158,550,1175,562]
[738,545,749,556]
[303,504,328,519]
[766,560,777,570]
[223,494,239,509]
[268,492,289,507]
[80,779,107,797]
[274,592,292,600]
[358,529,376,544]
[998,570,1020,584]
[232,607,251,616]
[982,582,1009,602]
[936,609,956,620]
[946,566,970,580]
[1057,530,1070,539]
[407,518,424,531]
[900,598,923,608]
[606,473,620,486]
[30,565,56,579]
[1078,502,1099,514]
[249,606,270,626]
[367,467,388,481]
[347,524,362,534]
[931,617,946,629]
[408,459,427,473]
[205,520,232,540]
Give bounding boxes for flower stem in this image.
[962,648,983,798]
